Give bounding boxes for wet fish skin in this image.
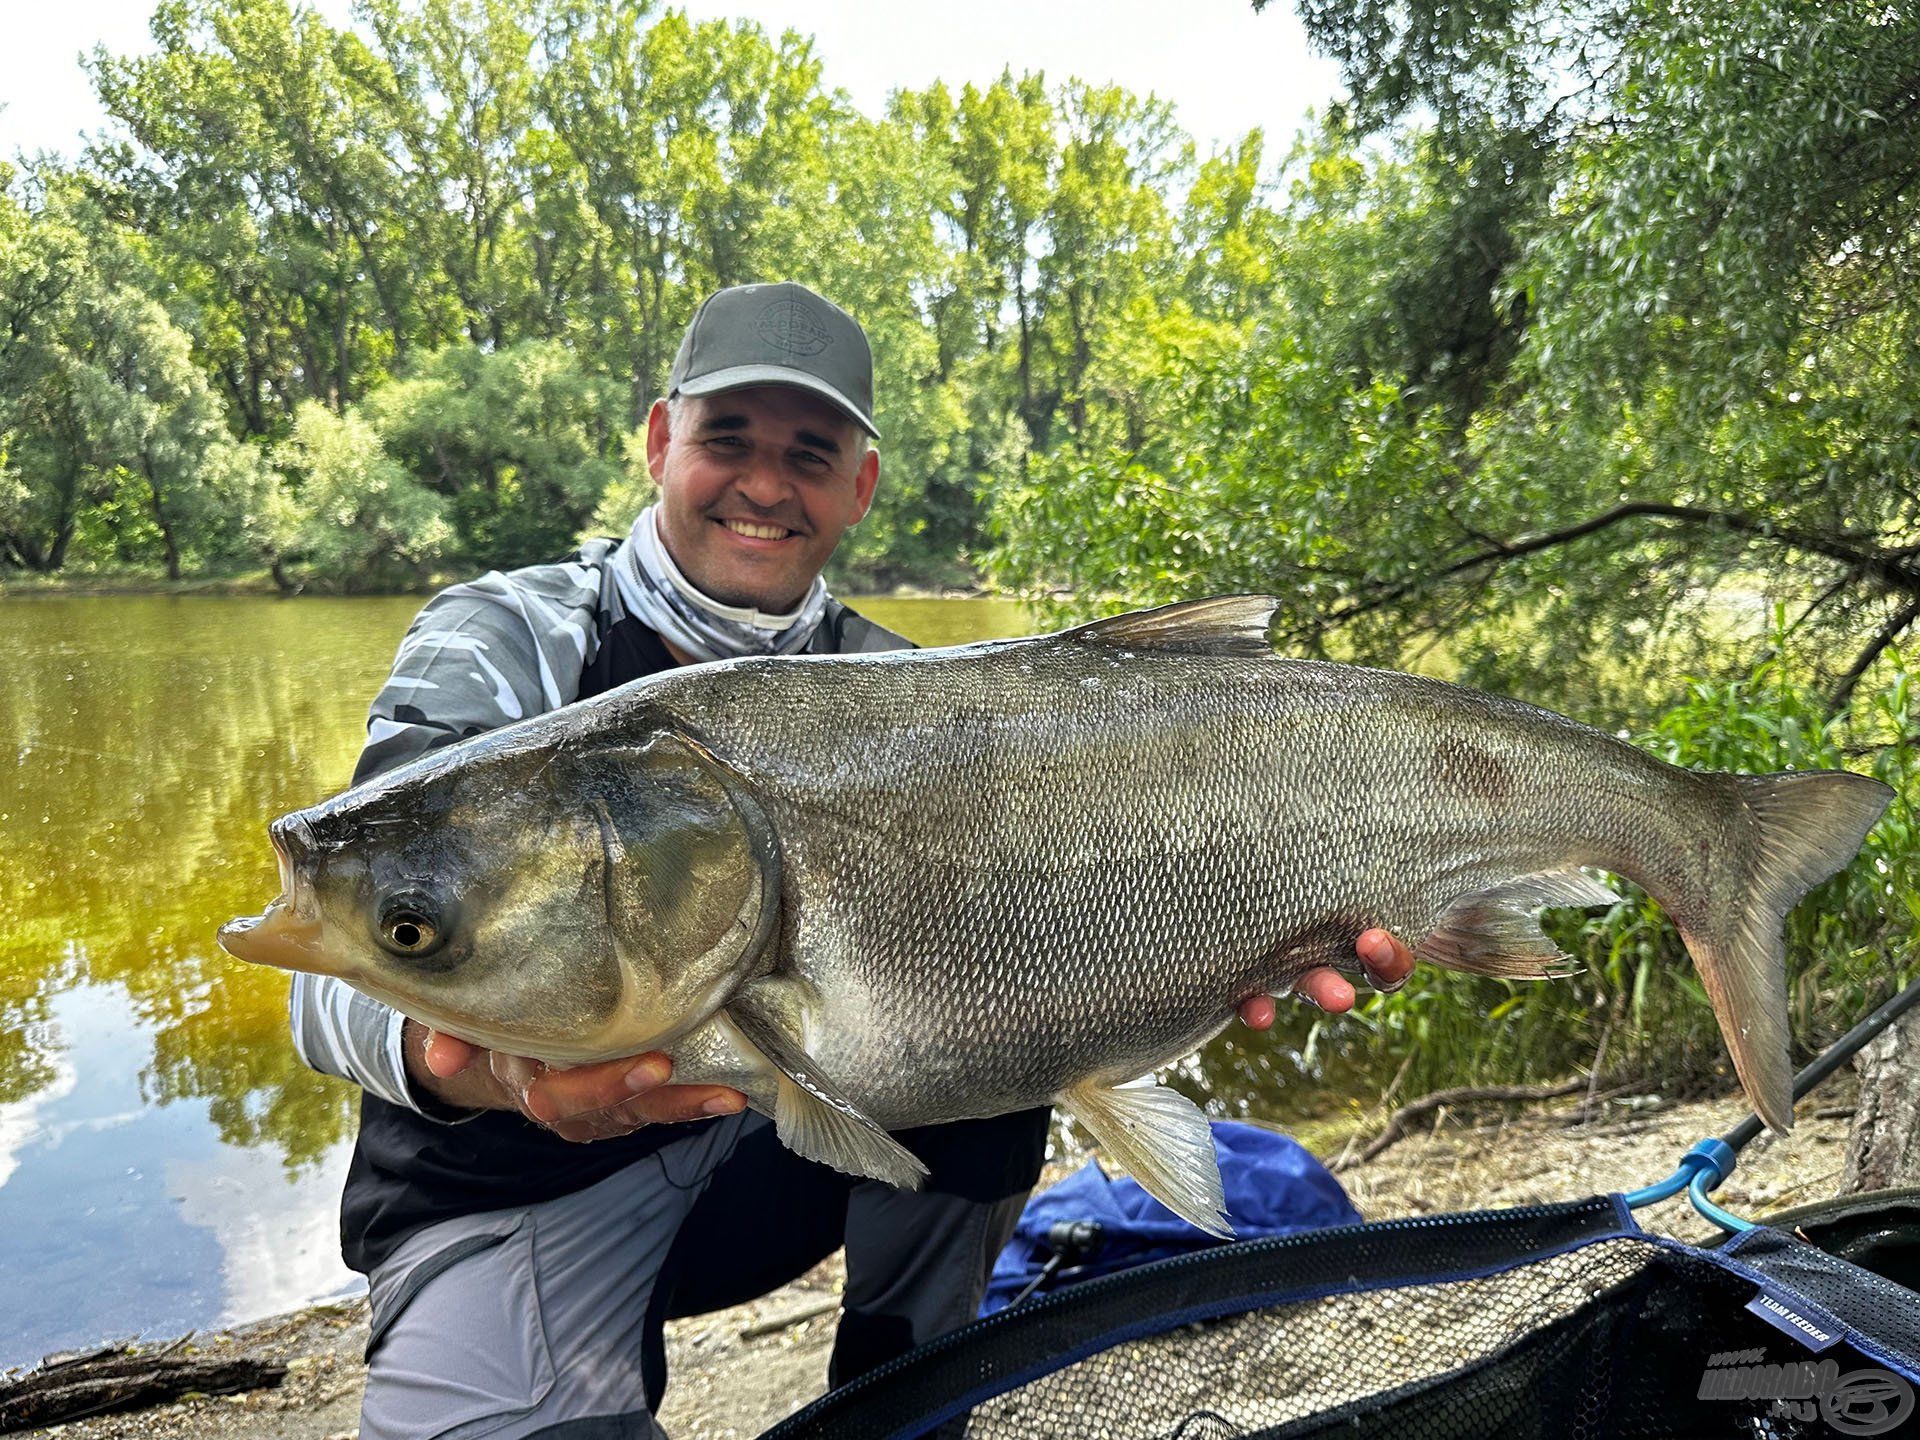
[221,598,1892,1235]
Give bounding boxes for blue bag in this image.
[981,1119,1362,1315]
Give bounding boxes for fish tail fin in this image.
[1668,770,1891,1134]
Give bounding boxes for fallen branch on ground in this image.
[1331,1078,1599,1173]
[738,1297,839,1341]
[0,1338,285,1433]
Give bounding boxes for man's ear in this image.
[645,398,672,483]
[851,446,880,524]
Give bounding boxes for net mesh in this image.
[964,1238,1819,1439]
[765,1199,1920,1440]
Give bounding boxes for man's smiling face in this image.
[648,386,880,613]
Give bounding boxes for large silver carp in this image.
[221,598,1890,1234]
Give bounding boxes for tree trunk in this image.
[1842,1007,1920,1193]
[4,531,44,570]
[0,1341,284,1431]
[143,448,182,582]
[45,513,75,571]
[1015,258,1038,445]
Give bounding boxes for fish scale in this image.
[654,650,1578,1120]
[221,597,1893,1236]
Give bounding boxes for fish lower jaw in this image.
[418,1016,659,1068]
[401,1002,718,1069]
[332,977,639,1067]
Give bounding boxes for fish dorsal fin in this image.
[1063,596,1280,657]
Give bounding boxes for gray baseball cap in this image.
[667,281,878,437]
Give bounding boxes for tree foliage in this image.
[1019,0,1919,729]
[3,0,1309,590]
[3,0,1914,710]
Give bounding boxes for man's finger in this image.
[423,1029,480,1079]
[618,1086,748,1127]
[522,1053,672,1124]
[1293,967,1357,1012]
[1357,928,1415,991]
[547,1086,749,1143]
[1238,995,1277,1030]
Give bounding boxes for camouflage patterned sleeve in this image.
[287,560,606,1117]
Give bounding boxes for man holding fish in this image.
[275,283,1416,1440]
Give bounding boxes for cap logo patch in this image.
[755,299,833,357]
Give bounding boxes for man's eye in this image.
[793,451,827,468]
[707,436,746,450]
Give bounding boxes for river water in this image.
[0,593,1339,1370]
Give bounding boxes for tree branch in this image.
[1330,1077,1598,1173]
[1321,500,1920,633]
[1830,595,1920,718]
[1791,566,1863,635]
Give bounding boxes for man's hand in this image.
[403,1020,748,1143]
[1236,928,1416,1031]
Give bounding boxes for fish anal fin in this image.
[1064,597,1280,658]
[727,980,928,1191]
[1060,1078,1231,1238]
[1418,870,1622,980]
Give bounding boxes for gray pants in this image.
[358,1110,1039,1439]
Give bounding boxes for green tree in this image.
[537,2,841,422]
[77,286,266,579]
[271,401,452,588]
[360,0,546,350]
[90,0,414,421]
[367,339,624,565]
[1224,0,1920,712]
[0,170,265,577]
[0,171,95,571]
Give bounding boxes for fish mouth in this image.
[220,828,332,972]
[218,898,332,972]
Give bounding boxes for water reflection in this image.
[1,600,426,1160]
[1,597,423,1366]
[0,981,363,1364]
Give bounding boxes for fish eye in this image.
[377,892,446,958]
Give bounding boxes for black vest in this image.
[340,597,899,1272]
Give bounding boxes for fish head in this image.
[219,724,779,1062]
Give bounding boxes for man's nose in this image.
[734,450,793,507]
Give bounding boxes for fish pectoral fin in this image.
[1060,1078,1231,1238]
[1063,596,1280,658]
[726,982,929,1192]
[1418,870,1622,979]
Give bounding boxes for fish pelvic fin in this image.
[1669,770,1892,1136]
[1064,596,1281,658]
[726,978,929,1192]
[1417,870,1623,980]
[1060,1078,1232,1239]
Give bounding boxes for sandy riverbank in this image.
[18,1082,1866,1439]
